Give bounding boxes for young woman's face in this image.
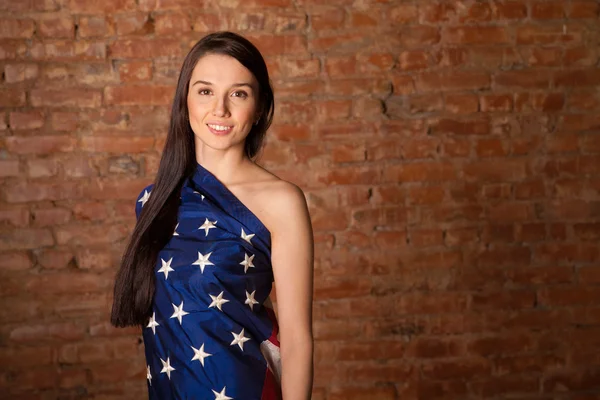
[187,53,260,153]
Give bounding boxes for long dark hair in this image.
[111,31,275,327]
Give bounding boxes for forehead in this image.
[189,53,256,86]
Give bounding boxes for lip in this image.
[206,123,233,136]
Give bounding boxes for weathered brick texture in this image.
[1,0,600,399]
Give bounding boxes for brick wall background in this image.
[1,0,600,399]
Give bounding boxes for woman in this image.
[111,31,314,400]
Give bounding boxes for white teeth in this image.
[208,124,231,131]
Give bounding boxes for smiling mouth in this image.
[207,124,232,131]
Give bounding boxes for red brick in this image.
[462,2,494,22]
[32,208,72,227]
[104,85,173,105]
[494,1,528,19]
[76,248,114,270]
[475,138,508,157]
[310,8,345,31]
[0,207,29,227]
[573,223,600,241]
[0,160,20,177]
[280,58,320,78]
[27,158,59,178]
[389,74,415,95]
[407,186,445,205]
[114,12,153,35]
[555,69,600,87]
[110,38,181,58]
[408,229,444,247]
[0,88,26,107]
[422,359,491,380]
[249,34,307,56]
[6,136,76,155]
[37,249,74,269]
[8,367,58,390]
[387,3,418,24]
[430,117,490,135]
[517,24,583,45]
[78,16,111,37]
[271,124,311,141]
[331,143,365,163]
[464,159,529,182]
[394,26,440,48]
[384,162,456,183]
[69,0,136,13]
[0,40,27,60]
[495,70,552,89]
[73,202,110,221]
[569,0,600,18]
[480,94,513,112]
[527,47,562,66]
[444,93,479,114]
[154,12,191,35]
[310,31,370,54]
[515,92,565,112]
[348,11,377,28]
[0,19,35,38]
[0,228,54,251]
[532,1,566,19]
[539,286,600,307]
[535,242,598,264]
[419,2,458,23]
[444,26,509,45]
[39,16,74,38]
[398,50,429,71]
[4,63,39,83]
[30,89,102,108]
[50,112,80,131]
[472,375,540,397]
[514,180,546,199]
[315,277,371,299]
[9,111,45,130]
[4,182,81,203]
[329,386,396,400]
[0,251,33,271]
[314,99,351,122]
[564,47,598,67]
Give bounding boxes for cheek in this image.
[233,102,257,124]
[187,96,208,119]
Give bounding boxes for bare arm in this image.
[269,182,314,400]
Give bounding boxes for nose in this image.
[212,95,229,118]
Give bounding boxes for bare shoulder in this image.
[249,166,310,236]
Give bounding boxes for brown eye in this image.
[198,89,211,95]
[232,91,248,99]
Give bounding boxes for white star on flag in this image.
[239,253,255,273]
[192,251,214,273]
[158,257,174,279]
[240,228,254,245]
[191,343,212,367]
[146,365,152,385]
[212,387,233,400]
[146,311,159,335]
[138,189,151,207]
[230,328,250,351]
[199,218,217,236]
[173,223,179,236]
[170,301,189,324]
[208,291,229,311]
[160,357,175,379]
[245,290,259,311]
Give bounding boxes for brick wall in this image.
[1,0,600,398]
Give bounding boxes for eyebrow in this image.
[191,80,254,89]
